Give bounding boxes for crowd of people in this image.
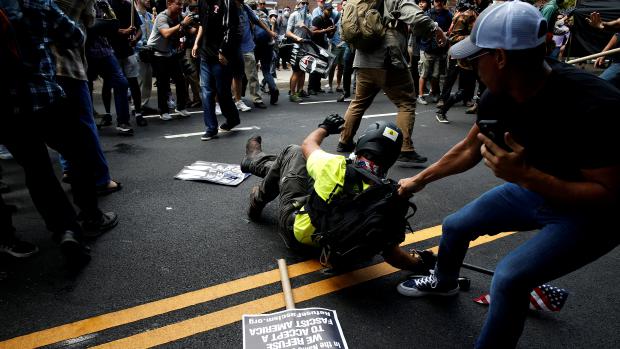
[1,0,619,348]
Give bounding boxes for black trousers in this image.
[152,54,188,114]
[0,100,100,237]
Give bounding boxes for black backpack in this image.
[306,163,416,268]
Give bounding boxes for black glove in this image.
[318,113,345,135]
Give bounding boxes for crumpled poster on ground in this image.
[175,161,250,186]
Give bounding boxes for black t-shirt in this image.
[198,0,240,61]
[311,15,332,48]
[477,60,620,181]
[109,0,142,58]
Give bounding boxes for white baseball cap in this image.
[449,0,547,59]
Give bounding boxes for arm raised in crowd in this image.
[393,0,447,46]
[588,12,620,31]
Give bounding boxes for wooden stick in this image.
[130,0,135,28]
[566,47,620,65]
[277,259,296,310]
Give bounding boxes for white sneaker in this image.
[159,113,173,121]
[175,109,190,117]
[416,96,428,105]
[235,100,252,112]
[215,103,222,115]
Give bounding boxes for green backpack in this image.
[341,0,385,52]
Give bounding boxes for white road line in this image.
[299,100,338,105]
[362,112,397,119]
[164,126,261,139]
[143,110,203,119]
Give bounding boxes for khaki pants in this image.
[339,68,417,152]
[243,52,262,103]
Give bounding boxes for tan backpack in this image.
[341,0,385,52]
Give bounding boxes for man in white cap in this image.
[395,1,620,348]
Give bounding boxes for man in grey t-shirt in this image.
[337,0,446,164]
[146,0,195,119]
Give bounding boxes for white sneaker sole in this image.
[396,282,459,297]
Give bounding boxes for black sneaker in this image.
[336,141,355,153]
[435,112,450,124]
[397,272,459,297]
[201,132,218,141]
[336,94,350,103]
[116,123,134,136]
[299,90,309,98]
[81,211,119,238]
[270,90,279,105]
[308,89,317,95]
[0,236,39,258]
[397,151,427,163]
[247,185,264,221]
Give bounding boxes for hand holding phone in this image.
[477,119,512,152]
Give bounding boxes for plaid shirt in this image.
[13,0,85,113]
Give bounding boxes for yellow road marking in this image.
[92,232,515,349]
[0,226,443,349]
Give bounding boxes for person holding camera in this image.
[146,0,195,120]
[396,2,620,348]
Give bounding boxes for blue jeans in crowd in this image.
[255,44,277,94]
[433,183,619,349]
[58,78,111,187]
[199,58,240,136]
[87,54,130,124]
[599,62,620,90]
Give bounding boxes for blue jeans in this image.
[256,44,277,93]
[199,58,240,135]
[434,183,619,348]
[58,78,111,187]
[599,62,620,90]
[87,54,130,124]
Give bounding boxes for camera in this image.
[189,13,199,22]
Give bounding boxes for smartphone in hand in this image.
[477,119,512,152]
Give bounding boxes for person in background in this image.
[588,11,620,89]
[87,0,134,135]
[182,0,202,108]
[286,0,312,103]
[147,0,194,120]
[135,0,156,114]
[550,14,569,61]
[416,0,452,105]
[308,1,335,95]
[192,0,241,140]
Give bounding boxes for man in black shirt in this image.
[307,1,335,94]
[396,2,620,348]
[192,0,241,140]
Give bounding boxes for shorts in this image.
[421,52,447,79]
[119,53,140,79]
[330,45,345,66]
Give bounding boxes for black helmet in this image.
[355,121,403,169]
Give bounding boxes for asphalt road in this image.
[1,77,618,349]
